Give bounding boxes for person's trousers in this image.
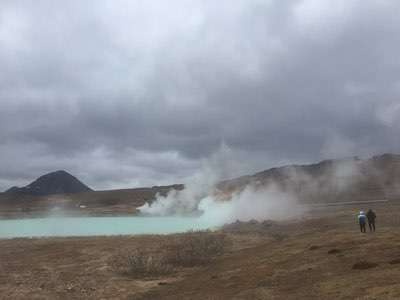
[368,221,375,232]
[360,223,366,233]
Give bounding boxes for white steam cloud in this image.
[198,184,304,224]
[138,145,305,226]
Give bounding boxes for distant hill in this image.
[217,153,400,203]
[5,170,93,196]
[1,154,399,218]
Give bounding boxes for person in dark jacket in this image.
[366,209,376,232]
[358,211,367,233]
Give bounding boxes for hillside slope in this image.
[0,185,183,218]
[218,153,400,203]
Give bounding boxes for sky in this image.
[0,0,399,191]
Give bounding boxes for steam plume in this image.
[138,145,305,226]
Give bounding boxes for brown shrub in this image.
[166,231,226,267]
[270,232,288,241]
[110,231,227,278]
[110,249,173,278]
[352,261,378,270]
[389,258,400,265]
[327,249,341,254]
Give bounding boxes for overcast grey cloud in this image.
[0,0,399,191]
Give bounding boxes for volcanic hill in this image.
[5,170,93,196]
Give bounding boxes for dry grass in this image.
[352,261,379,270]
[166,231,226,267]
[111,249,173,278]
[110,231,227,278]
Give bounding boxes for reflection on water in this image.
[0,216,215,238]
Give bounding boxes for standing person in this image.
[358,211,367,233]
[366,209,376,232]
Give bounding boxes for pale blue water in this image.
[0,217,214,239]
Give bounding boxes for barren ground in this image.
[1,201,400,299]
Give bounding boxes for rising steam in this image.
[138,145,306,226]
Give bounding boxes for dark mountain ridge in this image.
[5,170,93,196]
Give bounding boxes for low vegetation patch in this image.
[111,249,173,278]
[110,231,226,278]
[389,258,400,265]
[222,219,275,234]
[352,261,378,270]
[166,231,226,267]
[327,248,341,254]
[270,232,288,241]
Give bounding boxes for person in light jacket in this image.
[358,211,367,233]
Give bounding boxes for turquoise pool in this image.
[0,216,215,238]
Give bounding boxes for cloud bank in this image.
[1,0,400,190]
